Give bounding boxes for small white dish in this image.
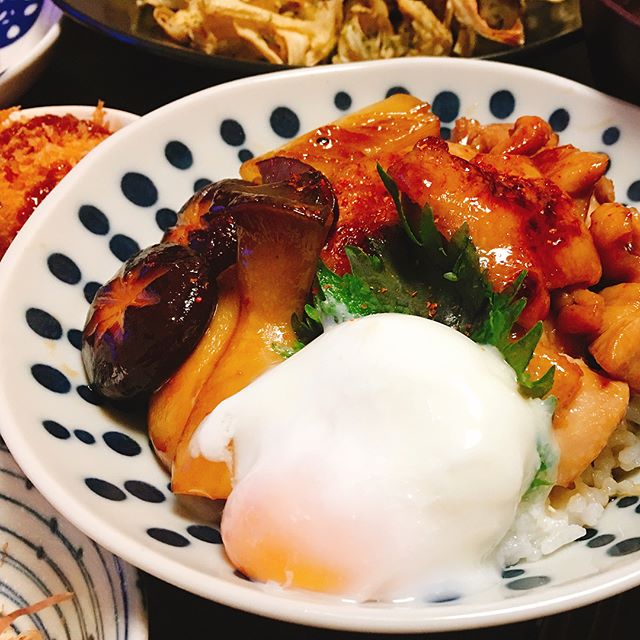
[1,58,640,633]
[0,0,62,107]
[0,439,148,639]
[7,104,140,129]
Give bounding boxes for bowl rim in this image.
[2,56,640,633]
[7,104,141,125]
[597,0,640,26]
[0,4,62,88]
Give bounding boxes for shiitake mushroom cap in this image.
[81,243,217,402]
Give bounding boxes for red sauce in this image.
[0,111,112,257]
[0,114,109,152]
[15,162,72,224]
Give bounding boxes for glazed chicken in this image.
[527,325,629,487]
[589,283,640,393]
[386,136,602,327]
[242,94,639,491]
[590,203,640,284]
[241,92,440,274]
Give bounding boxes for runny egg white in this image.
[190,313,553,602]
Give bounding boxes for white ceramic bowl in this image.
[0,0,62,107]
[0,440,148,639]
[1,58,640,633]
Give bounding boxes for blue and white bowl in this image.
[0,0,61,106]
[1,58,640,633]
[0,440,147,639]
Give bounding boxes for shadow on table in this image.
[19,15,606,115]
[141,571,639,639]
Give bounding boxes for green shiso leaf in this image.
[294,165,554,397]
[524,435,559,498]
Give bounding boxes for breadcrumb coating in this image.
[0,105,112,258]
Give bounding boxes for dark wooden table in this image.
[16,15,640,639]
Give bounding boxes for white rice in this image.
[498,399,640,567]
[553,416,640,525]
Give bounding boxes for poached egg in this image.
[190,313,552,602]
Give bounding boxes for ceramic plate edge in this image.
[0,4,62,89]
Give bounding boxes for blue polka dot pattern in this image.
[194,178,212,192]
[428,593,460,603]
[85,478,126,501]
[549,108,570,132]
[31,364,71,394]
[238,149,253,163]
[156,208,177,231]
[124,480,165,503]
[602,126,620,145]
[607,538,640,556]
[77,385,103,406]
[78,205,109,235]
[47,253,81,285]
[220,119,245,147]
[67,329,82,350]
[103,431,142,457]
[121,172,158,207]
[489,90,515,119]
[42,419,70,439]
[146,528,190,547]
[0,0,43,47]
[501,568,525,579]
[440,126,451,140]
[270,107,300,139]
[432,91,460,123]
[577,528,598,541]
[627,181,640,202]
[617,496,638,508]
[109,234,140,262]
[334,91,352,111]
[26,308,62,340]
[187,525,222,544]
[83,281,102,304]
[165,141,193,169]
[386,86,409,97]
[506,576,551,590]
[587,534,615,548]
[74,429,95,444]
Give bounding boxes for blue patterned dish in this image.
[0,0,61,106]
[0,440,147,639]
[1,58,640,633]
